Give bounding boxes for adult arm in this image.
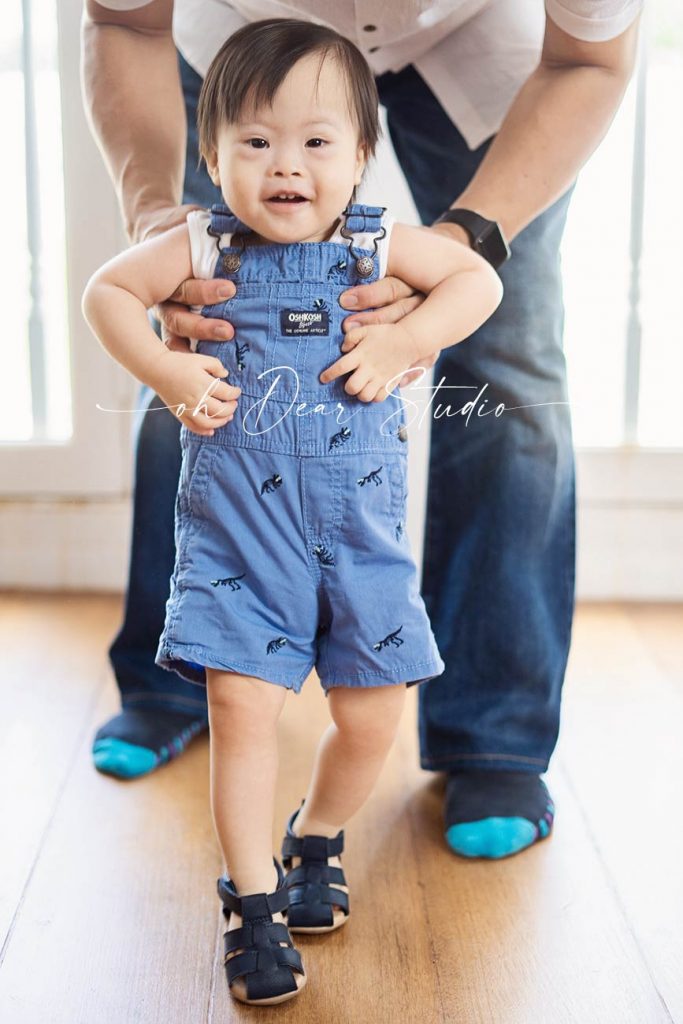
[439,9,642,245]
[341,8,642,338]
[81,0,185,244]
[81,0,234,342]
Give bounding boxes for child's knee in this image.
[207,669,288,733]
[327,684,406,749]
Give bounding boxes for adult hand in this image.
[337,221,471,387]
[137,203,238,355]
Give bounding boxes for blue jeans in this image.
[374,66,576,773]
[111,55,576,774]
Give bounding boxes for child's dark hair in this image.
[197,18,381,169]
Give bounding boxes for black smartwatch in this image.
[434,208,510,269]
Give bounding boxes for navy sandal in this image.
[280,804,350,933]
[217,858,306,1005]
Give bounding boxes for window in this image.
[562,0,683,449]
[1,0,133,497]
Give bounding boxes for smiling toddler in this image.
[82,17,502,1007]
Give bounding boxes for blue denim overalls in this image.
[155,202,445,694]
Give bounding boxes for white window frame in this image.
[0,0,137,499]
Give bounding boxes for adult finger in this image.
[169,276,236,308]
[163,335,193,354]
[342,292,424,331]
[157,300,234,342]
[338,275,416,313]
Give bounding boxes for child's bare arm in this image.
[386,222,504,356]
[320,224,503,403]
[82,225,240,435]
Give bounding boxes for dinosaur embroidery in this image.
[210,573,246,591]
[313,298,331,315]
[266,636,288,654]
[260,473,283,495]
[234,339,250,371]
[313,544,335,567]
[373,625,404,652]
[328,426,351,452]
[357,466,383,487]
[327,258,347,282]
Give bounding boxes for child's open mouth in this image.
[267,193,309,204]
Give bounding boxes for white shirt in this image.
[99,0,643,150]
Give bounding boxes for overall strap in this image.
[341,203,386,235]
[207,203,251,241]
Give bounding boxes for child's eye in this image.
[247,138,268,149]
[306,138,327,148]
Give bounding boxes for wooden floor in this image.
[0,594,681,1023]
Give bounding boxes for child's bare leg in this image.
[294,683,408,836]
[207,668,287,894]
[207,669,306,999]
[285,684,407,927]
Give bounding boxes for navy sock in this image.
[92,708,208,779]
[444,770,554,859]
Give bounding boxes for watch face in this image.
[478,222,510,269]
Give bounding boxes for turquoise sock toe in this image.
[445,816,538,859]
[444,770,555,859]
[92,738,160,779]
[92,709,208,779]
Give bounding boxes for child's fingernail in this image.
[341,293,358,308]
[216,326,231,339]
[217,285,232,298]
[346,320,360,330]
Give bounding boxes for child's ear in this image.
[354,143,368,186]
[205,148,221,187]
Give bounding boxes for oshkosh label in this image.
[280,308,330,336]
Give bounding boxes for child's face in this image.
[206,54,367,244]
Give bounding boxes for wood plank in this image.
[626,603,683,684]
[0,593,117,947]
[0,680,218,1023]
[557,604,682,1022]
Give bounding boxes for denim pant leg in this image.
[376,66,576,773]
[108,52,221,713]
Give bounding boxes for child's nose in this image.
[270,145,304,179]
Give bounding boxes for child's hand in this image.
[150,350,241,436]
[319,323,421,403]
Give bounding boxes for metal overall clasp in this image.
[207,223,248,274]
[340,207,386,279]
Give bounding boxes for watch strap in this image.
[434,208,510,269]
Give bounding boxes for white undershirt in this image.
[99,0,643,150]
